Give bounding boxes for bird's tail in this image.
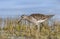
[47,15,54,18]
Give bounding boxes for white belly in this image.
[37,20,45,23]
[27,17,47,25]
[37,19,47,23]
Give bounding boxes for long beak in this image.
[18,18,22,23]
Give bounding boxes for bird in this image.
[18,13,54,32]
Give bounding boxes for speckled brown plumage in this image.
[29,14,54,20]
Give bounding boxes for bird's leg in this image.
[40,23,44,32]
[36,23,41,32]
[35,22,40,33]
[25,20,27,30]
[37,25,40,32]
[35,24,40,39]
[26,20,28,30]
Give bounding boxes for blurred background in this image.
[0,0,60,19]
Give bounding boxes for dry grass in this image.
[0,17,60,39]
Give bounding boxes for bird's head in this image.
[21,15,28,19]
[18,15,28,23]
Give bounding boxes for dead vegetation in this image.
[0,16,60,39]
